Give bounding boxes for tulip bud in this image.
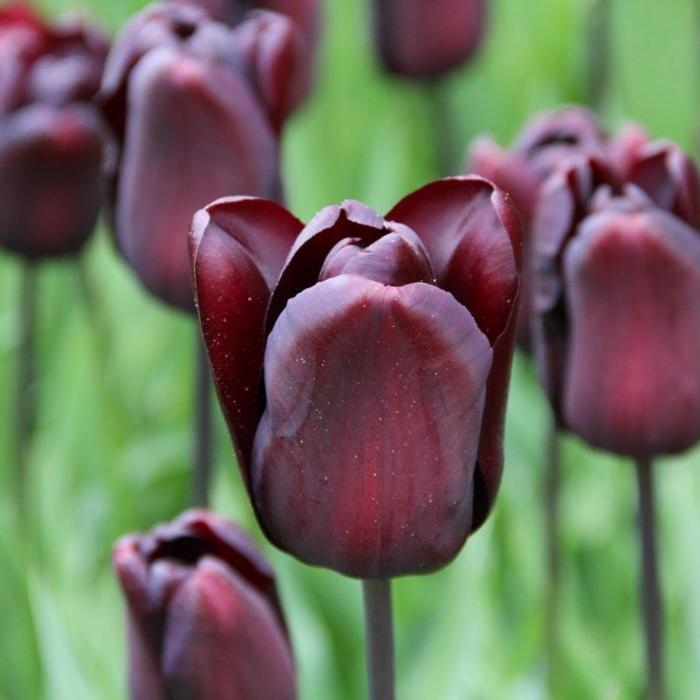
[101,3,313,310]
[373,0,486,79]
[532,143,700,458]
[468,106,608,350]
[191,177,521,578]
[0,3,107,259]
[113,510,296,700]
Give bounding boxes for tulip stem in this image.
[362,579,395,700]
[634,457,665,700]
[427,81,458,177]
[192,333,214,507]
[586,0,611,110]
[545,420,561,695]
[15,263,38,519]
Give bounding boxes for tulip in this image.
[0,2,107,259]
[190,176,521,579]
[101,2,313,311]
[531,139,700,700]
[469,106,607,350]
[372,0,486,79]
[113,509,296,700]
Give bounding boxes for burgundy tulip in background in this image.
[373,0,486,79]
[100,1,316,310]
[0,2,107,259]
[469,106,607,349]
[533,137,700,457]
[190,176,521,578]
[114,510,296,700]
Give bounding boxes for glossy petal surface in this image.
[563,208,700,456]
[117,47,277,310]
[192,197,303,470]
[252,275,492,578]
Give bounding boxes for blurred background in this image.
[1,0,700,698]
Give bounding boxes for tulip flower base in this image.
[363,580,395,700]
[635,457,665,700]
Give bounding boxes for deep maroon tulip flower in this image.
[113,510,296,700]
[469,106,607,349]
[373,0,486,79]
[190,177,521,578]
[100,2,312,310]
[0,3,107,259]
[532,140,700,457]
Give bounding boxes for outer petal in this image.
[0,103,103,259]
[231,11,312,130]
[252,275,492,578]
[117,46,278,310]
[563,207,700,457]
[162,557,296,700]
[191,197,303,471]
[388,176,521,528]
[373,0,485,79]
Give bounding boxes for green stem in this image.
[586,0,611,110]
[545,419,561,695]
[634,457,665,700]
[192,332,213,507]
[363,579,395,700]
[426,81,458,177]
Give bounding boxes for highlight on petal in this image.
[162,557,296,700]
[252,274,492,578]
[563,207,700,457]
[116,46,277,310]
[191,197,302,473]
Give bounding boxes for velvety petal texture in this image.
[0,3,107,259]
[192,178,521,577]
[253,276,492,577]
[113,510,295,700]
[373,0,486,79]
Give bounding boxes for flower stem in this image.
[586,0,611,110]
[634,457,665,700]
[362,579,395,700]
[15,263,38,519]
[544,419,561,695]
[426,81,458,177]
[192,332,213,507]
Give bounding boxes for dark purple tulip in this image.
[191,177,521,578]
[532,142,700,457]
[468,106,607,349]
[373,0,486,79]
[113,509,296,700]
[0,3,107,259]
[101,3,313,311]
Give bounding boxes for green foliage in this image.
[2,0,700,698]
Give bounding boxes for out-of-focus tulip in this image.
[373,0,486,79]
[190,177,521,578]
[113,509,296,700]
[468,106,607,349]
[101,2,313,310]
[532,140,700,457]
[0,3,107,259]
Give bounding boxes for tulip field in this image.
[2,0,700,698]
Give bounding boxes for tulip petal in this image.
[266,200,386,330]
[563,208,700,456]
[162,557,296,700]
[0,103,102,259]
[192,198,302,472]
[252,275,492,578]
[117,46,277,310]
